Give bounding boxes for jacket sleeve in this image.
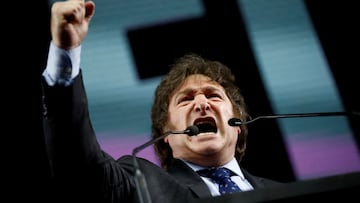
[42,70,103,171]
[41,71,137,202]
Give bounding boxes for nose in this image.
[194,94,210,113]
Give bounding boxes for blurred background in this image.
[13,0,360,201]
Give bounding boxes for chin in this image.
[199,143,224,154]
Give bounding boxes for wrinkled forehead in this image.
[172,74,225,95]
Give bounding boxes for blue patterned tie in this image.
[197,167,242,194]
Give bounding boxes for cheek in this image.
[167,106,190,131]
[167,107,182,127]
[227,126,241,143]
[164,135,182,146]
[217,102,235,118]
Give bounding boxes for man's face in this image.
[164,74,240,167]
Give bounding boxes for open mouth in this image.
[193,117,218,134]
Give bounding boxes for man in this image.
[42,0,282,202]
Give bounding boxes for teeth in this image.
[196,122,208,125]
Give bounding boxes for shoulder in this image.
[241,168,284,188]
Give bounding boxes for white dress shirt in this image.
[43,42,81,86]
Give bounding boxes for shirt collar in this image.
[182,157,245,179]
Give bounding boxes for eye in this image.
[178,96,193,104]
[207,93,222,99]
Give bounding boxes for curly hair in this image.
[151,53,249,169]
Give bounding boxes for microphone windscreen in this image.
[186,125,199,136]
[228,118,242,126]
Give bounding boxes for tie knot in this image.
[197,167,242,194]
[197,167,232,183]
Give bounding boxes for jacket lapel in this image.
[166,159,212,198]
[242,168,267,188]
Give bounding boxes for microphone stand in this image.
[229,111,359,126]
[132,133,170,203]
[132,126,199,203]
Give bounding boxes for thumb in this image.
[84,1,95,22]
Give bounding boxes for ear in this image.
[237,127,241,135]
[164,136,169,143]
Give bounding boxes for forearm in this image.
[42,72,103,174]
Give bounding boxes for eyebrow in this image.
[174,86,225,100]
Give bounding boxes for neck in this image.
[181,153,234,168]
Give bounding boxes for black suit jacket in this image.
[41,72,282,203]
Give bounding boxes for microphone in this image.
[228,111,359,126]
[131,125,199,203]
